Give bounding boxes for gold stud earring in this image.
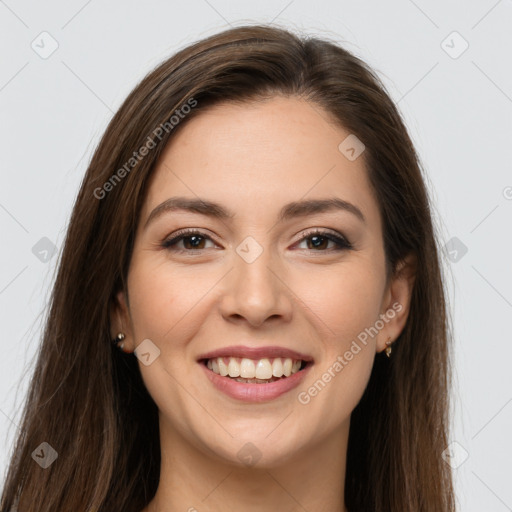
[384,337,393,358]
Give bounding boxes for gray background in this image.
[1,1,511,509]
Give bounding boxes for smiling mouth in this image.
[201,356,311,384]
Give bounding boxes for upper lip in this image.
[197,345,314,363]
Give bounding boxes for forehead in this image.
[142,96,380,229]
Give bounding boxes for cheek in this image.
[293,262,385,344]
[126,259,204,342]
[291,263,382,414]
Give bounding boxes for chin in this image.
[197,428,307,469]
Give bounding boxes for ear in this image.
[110,289,134,352]
[376,252,417,354]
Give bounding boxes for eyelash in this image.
[161,228,353,253]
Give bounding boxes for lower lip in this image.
[199,362,312,403]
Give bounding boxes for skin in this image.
[112,96,416,512]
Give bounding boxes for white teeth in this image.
[218,358,229,376]
[240,358,255,378]
[228,358,240,377]
[206,356,304,379]
[255,358,273,379]
[272,358,283,377]
[283,358,293,377]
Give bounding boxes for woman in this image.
[1,24,455,511]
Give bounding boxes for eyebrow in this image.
[144,196,366,229]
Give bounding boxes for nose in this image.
[218,247,293,328]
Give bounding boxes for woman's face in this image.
[114,96,413,467]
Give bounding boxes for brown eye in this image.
[295,230,352,251]
[162,230,216,252]
[162,228,353,254]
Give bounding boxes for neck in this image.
[143,415,350,512]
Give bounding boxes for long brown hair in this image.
[1,24,455,511]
